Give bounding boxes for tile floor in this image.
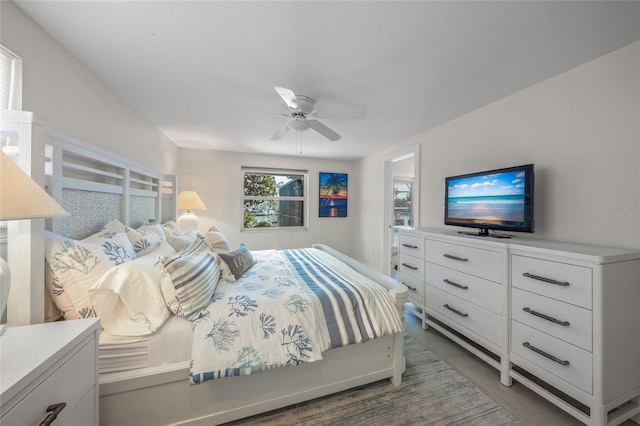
[404,313,637,426]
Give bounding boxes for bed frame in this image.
[3,111,408,425]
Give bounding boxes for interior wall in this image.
[356,41,640,270]
[178,148,356,256]
[0,1,178,174]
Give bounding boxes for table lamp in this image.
[176,190,206,233]
[0,151,68,334]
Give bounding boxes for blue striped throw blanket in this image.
[189,248,403,384]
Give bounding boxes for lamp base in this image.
[177,212,200,234]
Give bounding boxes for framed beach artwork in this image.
[319,172,348,217]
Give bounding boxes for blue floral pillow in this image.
[45,229,136,320]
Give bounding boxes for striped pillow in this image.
[160,239,220,320]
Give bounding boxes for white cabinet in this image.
[508,244,640,426]
[1,318,100,426]
[422,231,510,385]
[401,227,640,426]
[398,230,426,323]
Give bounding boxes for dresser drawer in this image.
[426,262,502,315]
[398,253,424,280]
[426,239,502,283]
[512,255,592,309]
[511,321,592,394]
[512,288,592,351]
[398,273,423,306]
[2,339,96,426]
[426,284,502,346]
[399,233,425,258]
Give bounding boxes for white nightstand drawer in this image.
[398,273,423,306]
[426,284,502,346]
[426,239,502,283]
[2,339,96,426]
[512,320,592,394]
[512,255,592,309]
[512,288,592,351]
[398,253,424,280]
[399,233,425,258]
[426,262,502,315]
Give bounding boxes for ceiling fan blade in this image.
[270,122,290,141]
[274,86,299,109]
[308,119,341,141]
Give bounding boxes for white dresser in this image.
[1,318,100,426]
[397,231,426,322]
[401,227,640,426]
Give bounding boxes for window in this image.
[1,45,22,111]
[243,168,307,229]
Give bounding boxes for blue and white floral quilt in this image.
[189,248,403,384]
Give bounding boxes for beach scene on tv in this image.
[447,170,525,223]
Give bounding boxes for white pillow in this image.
[45,230,135,319]
[202,229,232,253]
[89,253,171,336]
[103,220,165,257]
[160,239,220,320]
[162,221,196,252]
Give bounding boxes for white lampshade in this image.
[177,190,206,212]
[0,151,68,334]
[0,152,69,220]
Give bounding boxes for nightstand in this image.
[1,318,100,425]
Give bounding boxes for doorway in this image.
[383,145,420,277]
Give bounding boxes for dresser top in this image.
[400,227,640,264]
[0,318,100,404]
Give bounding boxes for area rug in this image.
[228,334,523,425]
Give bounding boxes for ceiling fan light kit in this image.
[269,86,363,142]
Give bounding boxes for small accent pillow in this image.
[45,230,135,319]
[89,253,171,336]
[160,239,220,320]
[218,243,256,281]
[103,220,165,257]
[162,220,196,252]
[201,227,232,254]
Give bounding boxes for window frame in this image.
[241,167,309,232]
[1,45,22,111]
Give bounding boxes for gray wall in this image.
[356,41,640,270]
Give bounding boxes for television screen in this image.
[445,164,534,236]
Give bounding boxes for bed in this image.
[3,112,407,426]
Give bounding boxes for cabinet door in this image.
[2,341,96,426]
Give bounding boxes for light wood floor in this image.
[404,313,637,426]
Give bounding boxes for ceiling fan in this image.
[269,86,364,142]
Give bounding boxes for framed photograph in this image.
[319,172,348,217]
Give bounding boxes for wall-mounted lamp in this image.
[176,190,206,233]
[0,152,69,334]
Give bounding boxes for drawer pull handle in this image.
[443,254,468,262]
[401,263,418,270]
[444,304,468,317]
[522,272,569,287]
[39,402,67,426]
[523,342,570,366]
[443,279,468,290]
[523,307,570,326]
[402,282,417,291]
[402,243,418,249]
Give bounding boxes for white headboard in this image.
[1,110,176,326]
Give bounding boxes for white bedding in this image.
[99,315,192,373]
[189,248,404,384]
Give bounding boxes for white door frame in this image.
[382,144,420,276]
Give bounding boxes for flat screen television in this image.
[444,164,534,237]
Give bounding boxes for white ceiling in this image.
[14,1,640,161]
